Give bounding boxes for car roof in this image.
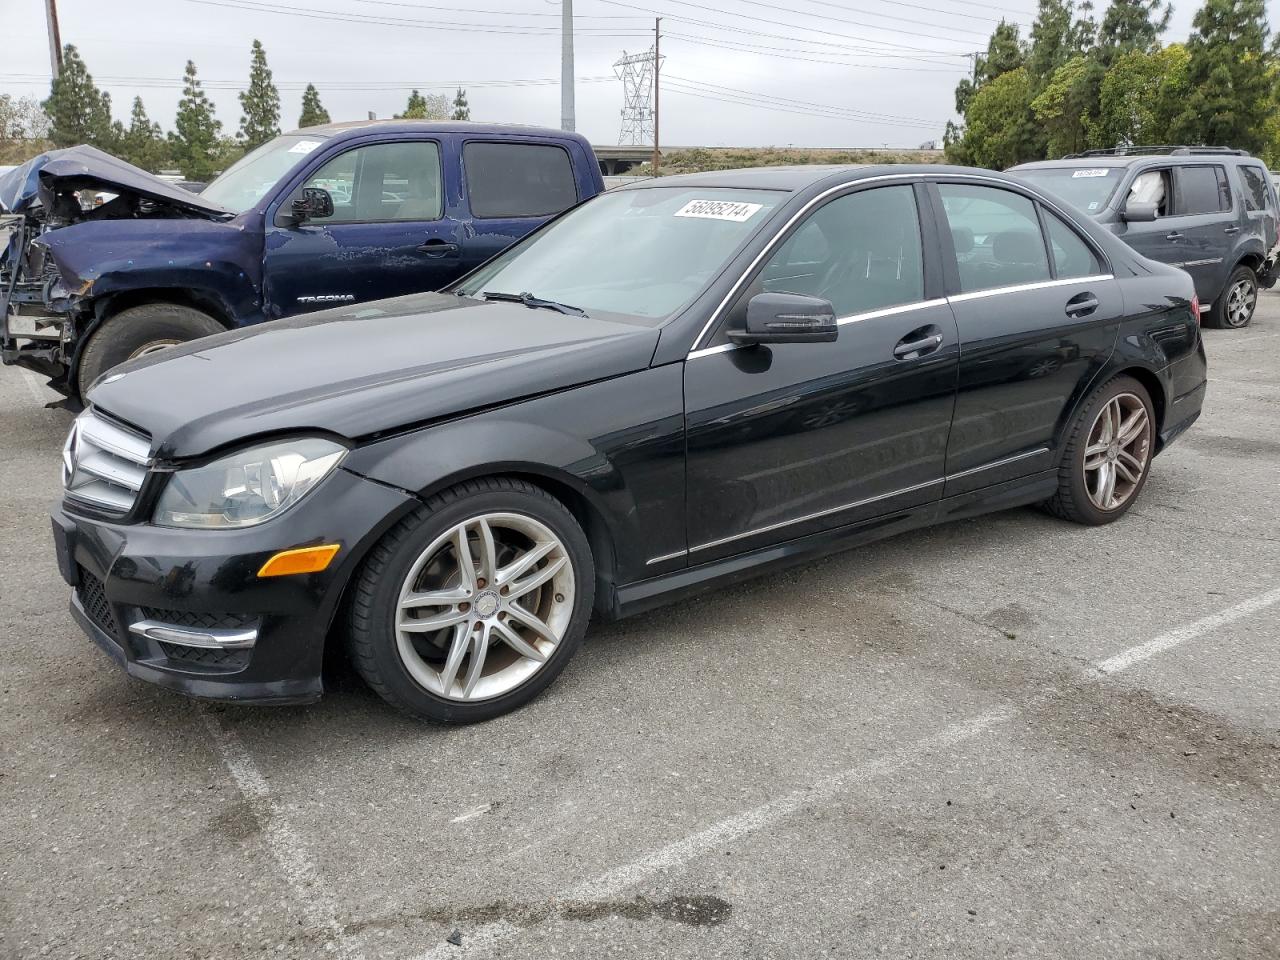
[1013,153,1262,171]
[615,163,1022,193]
[281,119,593,145]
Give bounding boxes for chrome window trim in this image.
[688,170,1114,354]
[947,274,1114,304]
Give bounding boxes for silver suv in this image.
[1011,146,1279,328]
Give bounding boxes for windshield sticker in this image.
[675,199,764,222]
[1087,201,1100,210]
[1072,168,1111,178]
[288,140,323,154]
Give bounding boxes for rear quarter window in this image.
[464,142,579,219]
[1239,165,1274,212]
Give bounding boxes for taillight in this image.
[1190,295,1201,325]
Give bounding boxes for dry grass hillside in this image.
[635,145,946,176]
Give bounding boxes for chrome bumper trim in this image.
[128,619,259,649]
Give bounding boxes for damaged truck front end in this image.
[0,145,238,400]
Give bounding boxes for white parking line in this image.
[1097,586,1280,674]
[410,707,1015,959]
[200,710,358,959]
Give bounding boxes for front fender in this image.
[340,365,688,586]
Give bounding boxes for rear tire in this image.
[1043,375,1155,526]
[347,478,595,724]
[76,303,225,396]
[1204,265,1257,329]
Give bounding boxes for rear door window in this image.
[1239,165,1274,212]
[937,183,1050,293]
[1043,210,1103,279]
[464,142,578,218]
[1174,165,1231,215]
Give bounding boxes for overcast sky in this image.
[0,0,1244,149]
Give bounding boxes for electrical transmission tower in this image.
[614,47,658,146]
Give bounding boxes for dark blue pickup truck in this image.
[0,121,604,399]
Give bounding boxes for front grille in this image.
[156,642,250,669]
[76,568,119,637]
[137,607,258,631]
[62,408,152,518]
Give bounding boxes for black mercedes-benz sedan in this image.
[52,164,1208,722]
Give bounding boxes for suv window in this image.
[1175,165,1231,216]
[1044,210,1102,279]
[464,142,578,218]
[1239,164,1274,212]
[938,183,1050,293]
[757,185,924,317]
[303,141,442,222]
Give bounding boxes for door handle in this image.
[418,240,459,257]
[1165,231,1185,241]
[1224,226,1241,235]
[1065,292,1099,318]
[892,332,943,360]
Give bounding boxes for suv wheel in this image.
[1044,375,1155,526]
[1206,266,1258,329]
[77,304,225,396]
[347,478,595,723]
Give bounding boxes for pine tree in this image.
[1097,0,1171,64]
[1171,0,1272,152]
[1032,55,1106,155]
[169,60,222,181]
[119,96,166,171]
[451,87,470,121]
[41,45,115,149]
[237,40,280,148]
[1027,0,1098,84]
[399,89,429,119]
[298,83,330,128]
[954,21,1026,115]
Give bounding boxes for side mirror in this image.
[291,186,334,224]
[731,292,838,345]
[1122,200,1158,223]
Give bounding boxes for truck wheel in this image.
[77,304,225,396]
[1204,266,1257,329]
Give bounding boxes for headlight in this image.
[153,437,346,529]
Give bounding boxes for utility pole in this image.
[651,17,661,175]
[44,0,63,80]
[561,0,575,132]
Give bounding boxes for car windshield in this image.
[454,187,788,324]
[200,133,330,213]
[1013,166,1123,215]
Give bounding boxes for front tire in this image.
[1044,375,1155,526]
[1205,266,1258,329]
[346,478,595,723]
[76,303,225,396]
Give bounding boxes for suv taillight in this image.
[1190,295,1201,325]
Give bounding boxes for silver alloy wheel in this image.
[1083,392,1151,511]
[395,512,575,701]
[1224,276,1256,328]
[127,339,183,360]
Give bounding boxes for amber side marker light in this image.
[258,544,341,578]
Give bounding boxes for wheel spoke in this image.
[1118,449,1144,477]
[1085,440,1110,457]
[475,517,497,585]
[1117,407,1148,446]
[506,555,567,602]
[400,585,471,610]
[1085,451,1108,470]
[437,622,471,693]
[399,607,469,632]
[461,624,491,699]
[494,619,547,663]
[1114,457,1140,484]
[1096,461,1116,508]
[453,524,478,593]
[507,603,558,645]
[495,540,557,589]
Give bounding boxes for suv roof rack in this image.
[1063,145,1248,158]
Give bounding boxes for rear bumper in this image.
[53,467,417,705]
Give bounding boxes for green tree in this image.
[169,60,222,180]
[238,39,280,148]
[1032,55,1106,155]
[951,67,1043,168]
[1028,0,1087,83]
[396,89,449,120]
[41,45,115,149]
[1094,44,1190,147]
[1171,0,1272,151]
[1098,0,1171,64]
[954,21,1026,115]
[298,83,330,127]
[118,96,167,171]
[451,87,470,121]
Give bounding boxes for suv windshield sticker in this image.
[288,140,323,154]
[675,199,764,222]
[1072,169,1111,178]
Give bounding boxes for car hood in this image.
[0,145,233,217]
[87,293,661,459]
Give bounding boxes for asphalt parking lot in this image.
[2,298,1278,960]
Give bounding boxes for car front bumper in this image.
[52,467,417,705]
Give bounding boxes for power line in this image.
[661,84,941,130]
[663,31,973,68]
[663,74,948,124]
[0,72,619,92]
